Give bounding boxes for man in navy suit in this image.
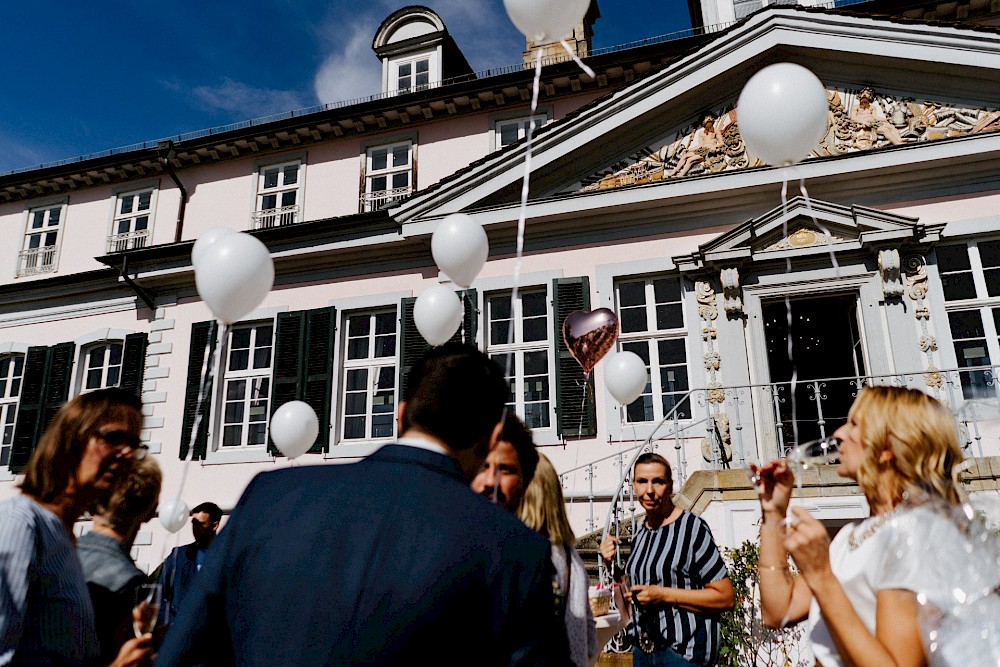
[156,344,569,666]
[156,502,221,625]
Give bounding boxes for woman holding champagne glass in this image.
[0,388,153,666]
[752,385,976,667]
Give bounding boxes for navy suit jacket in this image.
[157,542,201,624]
[155,445,569,666]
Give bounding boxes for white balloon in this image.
[431,214,489,288]
[194,232,275,324]
[414,284,463,346]
[504,0,591,42]
[270,400,320,459]
[159,498,189,533]
[736,63,829,167]
[605,352,648,406]
[191,227,236,268]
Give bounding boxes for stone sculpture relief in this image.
[578,87,1000,192]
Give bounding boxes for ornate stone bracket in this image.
[878,248,903,298]
[904,255,943,394]
[720,267,743,316]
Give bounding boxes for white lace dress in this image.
[551,544,598,667]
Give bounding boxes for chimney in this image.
[522,1,601,65]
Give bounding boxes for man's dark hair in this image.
[634,452,672,481]
[402,343,508,452]
[190,501,223,523]
[501,414,538,487]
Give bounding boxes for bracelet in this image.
[758,564,790,572]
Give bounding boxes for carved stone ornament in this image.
[707,382,725,404]
[924,365,944,388]
[701,413,733,463]
[764,227,845,251]
[578,87,1000,193]
[878,248,904,298]
[696,281,719,321]
[905,255,929,300]
[704,352,721,371]
[920,335,939,353]
[720,267,743,315]
[702,326,717,341]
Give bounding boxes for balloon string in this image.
[559,39,595,78]
[780,175,801,486]
[796,173,839,276]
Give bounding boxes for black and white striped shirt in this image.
[0,494,99,665]
[626,511,729,666]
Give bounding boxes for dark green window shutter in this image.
[41,343,76,435]
[119,333,148,396]
[269,307,336,455]
[9,346,52,473]
[553,277,596,437]
[398,289,478,400]
[269,311,305,455]
[180,321,217,460]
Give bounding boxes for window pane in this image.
[392,145,409,168]
[229,349,249,372]
[374,312,396,334]
[344,416,366,439]
[109,344,123,365]
[524,350,548,376]
[416,60,428,73]
[263,168,279,189]
[653,277,681,302]
[618,281,646,307]
[391,173,409,189]
[626,396,654,423]
[937,244,971,271]
[985,268,1000,298]
[281,191,297,207]
[374,335,396,358]
[106,367,120,388]
[949,311,985,339]
[86,369,102,390]
[137,191,151,210]
[370,176,387,192]
[283,165,298,186]
[658,339,686,365]
[223,425,242,447]
[247,423,267,446]
[660,366,688,393]
[349,316,370,336]
[253,346,272,369]
[134,216,148,231]
[372,415,393,438]
[226,380,247,401]
[655,303,684,330]
[491,321,511,345]
[48,208,60,225]
[348,338,369,360]
[524,403,549,429]
[622,341,650,364]
[398,63,411,77]
[375,367,395,391]
[522,316,546,342]
[619,307,648,334]
[371,148,388,171]
[500,124,519,146]
[345,393,367,414]
[120,196,134,215]
[942,273,977,301]
[490,295,511,319]
[346,369,368,391]
[522,292,546,317]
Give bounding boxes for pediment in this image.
[392,7,1000,224]
[672,196,934,270]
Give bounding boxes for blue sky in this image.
[1,1,692,174]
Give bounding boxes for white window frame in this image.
[78,340,126,393]
[490,108,552,152]
[614,275,691,426]
[486,287,556,432]
[0,352,25,472]
[17,200,67,278]
[251,158,304,229]
[108,186,157,252]
[339,309,399,445]
[217,322,274,451]
[937,239,1000,399]
[361,141,414,212]
[387,49,438,95]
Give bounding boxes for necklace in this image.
[847,507,900,551]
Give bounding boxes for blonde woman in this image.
[753,386,986,667]
[519,454,598,667]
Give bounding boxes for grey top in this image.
[0,494,99,666]
[78,531,143,594]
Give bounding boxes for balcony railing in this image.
[250,205,299,230]
[359,186,412,213]
[16,246,57,277]
[106,229,151,253]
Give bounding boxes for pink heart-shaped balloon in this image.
[562,308,619,375]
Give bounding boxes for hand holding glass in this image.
[133,583,161,638]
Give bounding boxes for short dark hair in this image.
[402,343,508,452]
[500,414,538,487]
[190,502,223,523]
[634,452,672,481]
[19,388,143,504]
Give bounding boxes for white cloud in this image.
[313,21,381,105]
[190,78,307,118]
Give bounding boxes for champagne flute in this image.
[133,583,161,638]
[785,436,840,477]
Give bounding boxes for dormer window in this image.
[373,7,473,96]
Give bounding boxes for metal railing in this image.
[250,205,300,230]
[360,187,412,212]
[16,247,58,277]
[568,364,1000,561]
[106,229,150,253]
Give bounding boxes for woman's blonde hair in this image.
[851,386,963,506]
[93,456,162,537]
[518,453,576,547]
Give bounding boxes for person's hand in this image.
[109,634,153,667]
[751,459,795,517]
[599,536,620,568]
[782,506,833,587]
[630,584,666,606]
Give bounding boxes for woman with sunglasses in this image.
[0,387,153,666]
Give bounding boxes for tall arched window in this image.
[81,341,125,392]
[0,354,25,467]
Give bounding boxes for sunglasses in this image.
[95,429,149,460]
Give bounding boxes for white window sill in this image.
[203,447,275,466]
[324,441,390,460]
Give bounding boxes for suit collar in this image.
[367,443,467,483]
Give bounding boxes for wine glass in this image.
[133,583,162,638]
[785,436,840,476]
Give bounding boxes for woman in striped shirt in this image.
[0,388,153,666]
